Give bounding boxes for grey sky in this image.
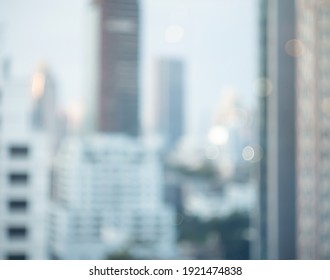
[0,0,257,139]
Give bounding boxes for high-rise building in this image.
[255,0,297,259]
[296,0,330,259]
[152,59,185,227]
[31,63,59,148]
[50,135,176,260]
[31,64,56,130]
[155,59,185,151]
[254,0,269,260]
[0,77,52,260]
[87,0,140,136]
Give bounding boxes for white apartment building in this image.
[50,135,177,259]
[296,0,330,259]
[0,78,52,260]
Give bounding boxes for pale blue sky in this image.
[142,0,257,138]
[0,0,257,139]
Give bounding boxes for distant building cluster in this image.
[0,0,258,260]
[0,0,177,260]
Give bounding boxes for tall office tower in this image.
[0,77,52,260]
[31,64,56,131]
[155,59,185,151]
[255,0,297,259]
[31,63,59,147]
[296,0,330,259]
[254,0,269,260]
[50,135,176,260]
[88,0,140,136]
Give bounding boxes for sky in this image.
[142,0,257,140]
[0,0,257,140]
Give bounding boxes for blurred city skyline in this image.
[2,0,330,261]
[0,0,257,142]
[0,0,259,260]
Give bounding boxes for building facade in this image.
[155,59,185,151]
[50,135,176,259]
[0,78,52,260]
[296,0,330,259]
[88,0,140,136]
[254,0,269,260]
[255,0,297,259]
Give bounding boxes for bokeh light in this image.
[208,125,229,146]
[242,144,263,162]
[67,101,84,128]
[242,146,254,161]
[285,39,305,57]
[205,145,220,160]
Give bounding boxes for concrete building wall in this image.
[296,0,330,259]
[0,80,51,260]
[50,135,177,260]
[257,0,297,259]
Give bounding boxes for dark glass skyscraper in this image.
[255,0,269,260]
[255,0,297,260]
[95,0,140,136]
